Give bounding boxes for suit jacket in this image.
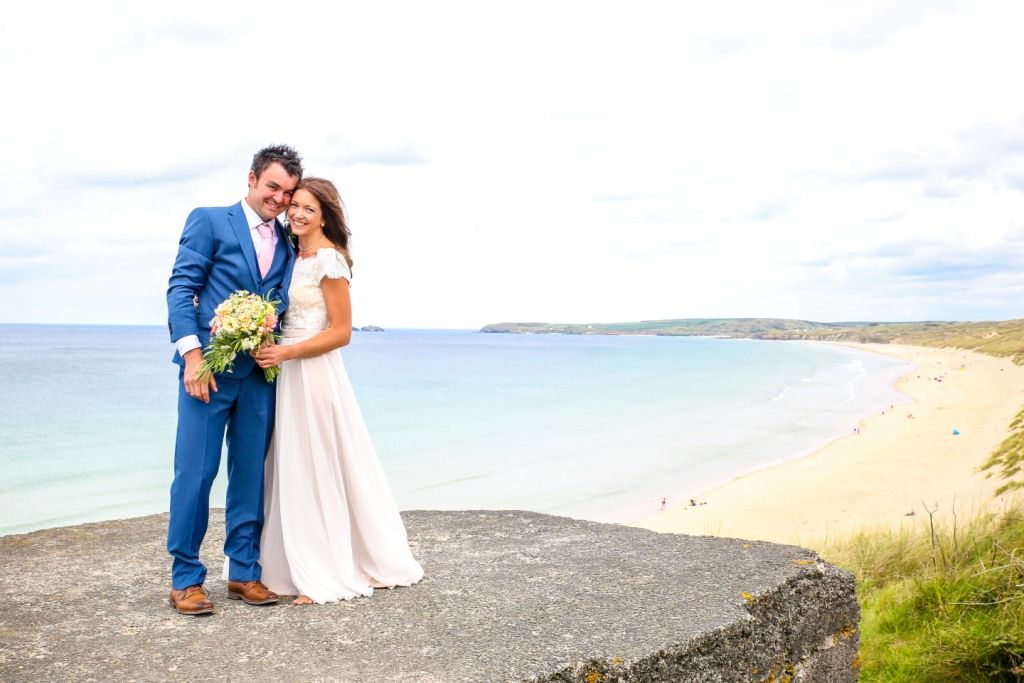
[167,201,295,378]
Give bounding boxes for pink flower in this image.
[211,319,222,335]
[262,313,278,333]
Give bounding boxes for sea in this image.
[0,324,910,536]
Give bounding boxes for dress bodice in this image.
[282,248,352,333]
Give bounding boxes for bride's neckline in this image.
[297,246,335,260]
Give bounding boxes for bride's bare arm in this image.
[254,278,352,367]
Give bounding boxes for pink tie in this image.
[256,222,274,277]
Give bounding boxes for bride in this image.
[251,177,423,604]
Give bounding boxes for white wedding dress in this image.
[256,248,424,603]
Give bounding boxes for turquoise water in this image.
[0,325,909,535]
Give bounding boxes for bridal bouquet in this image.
[197,290,282,382]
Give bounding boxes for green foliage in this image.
[982,407,1024,496]
[822,499,1024,681]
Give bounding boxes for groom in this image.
[165,145,301,615]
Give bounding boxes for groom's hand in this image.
[183,349,218,403]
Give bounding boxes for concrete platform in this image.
[0,510,859,682]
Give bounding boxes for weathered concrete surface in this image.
[0,510,859,682]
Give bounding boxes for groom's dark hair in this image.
[251,144,303,180]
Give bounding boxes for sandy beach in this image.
[633,344,1024,546]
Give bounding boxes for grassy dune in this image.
[481,318,1024,364]
[983,407,1024,496]
[756,319,1024,365]
[822,497,1024,681]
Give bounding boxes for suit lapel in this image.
[228,202,261,290]
[275,219,296,307]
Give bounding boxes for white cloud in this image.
[2,0,1022,328]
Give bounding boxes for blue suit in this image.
[166,201,295,589]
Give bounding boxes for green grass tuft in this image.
[982,407,1024,496]
[822,498,1024,681]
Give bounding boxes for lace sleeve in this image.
[315,248,352,282]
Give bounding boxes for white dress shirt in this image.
[173,199,279,357]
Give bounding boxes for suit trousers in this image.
[167,368,275,589]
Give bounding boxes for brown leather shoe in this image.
[169,585,214,615]
[227,580,279,605]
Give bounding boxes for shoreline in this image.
[598,339,911,525]
[632,343,1024,546]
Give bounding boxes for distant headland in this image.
[480,318,1024,364]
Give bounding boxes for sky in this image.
[1,1,1022,329]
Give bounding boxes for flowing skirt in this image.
[257,333,424,603]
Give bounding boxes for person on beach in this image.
[165,145,302,615]
[252,177,423,604]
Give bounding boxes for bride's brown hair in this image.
[297,177,353,270]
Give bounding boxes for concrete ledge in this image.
[0,510,858,682]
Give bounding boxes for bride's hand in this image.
[254,343,291,368]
